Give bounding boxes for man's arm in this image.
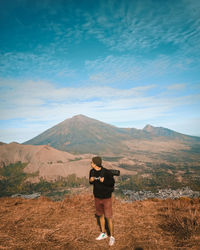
[101,170,115,187]
[89,176,95,183]
[100,177,104,183]
[89,170,95,184]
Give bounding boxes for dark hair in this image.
[92,156,102,167]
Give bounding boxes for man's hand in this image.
[90,177,95,182]
[100,177,104,182]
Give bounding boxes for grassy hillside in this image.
[0,194,200,249]
[118,163,200,192]
[0,162,89,199]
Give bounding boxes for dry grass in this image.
[158,197,200,248]
[0,194,200,249]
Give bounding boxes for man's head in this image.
[91,156,102,169]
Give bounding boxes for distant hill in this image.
[0,142,92,181]
[24,114,200,155]
[143,124,195,139]
[0,142,131,182]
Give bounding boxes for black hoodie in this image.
[89,167,115,199]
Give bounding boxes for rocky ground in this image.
[122,187,200,202]
[0,193,200,249]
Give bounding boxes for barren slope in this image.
[0,142,92,181]
[0,143,132,181]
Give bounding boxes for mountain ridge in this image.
[23,114,200,155]
[1,115,200,190]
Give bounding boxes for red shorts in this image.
[94,197,112,218]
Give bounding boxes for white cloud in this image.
[85,54,193,84]
[0,79,199,122]
[167,83,186,91]
[0,79,155,106]
[0,51,74,80]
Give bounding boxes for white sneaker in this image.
[96,232,108,240]
[109,236,115,246]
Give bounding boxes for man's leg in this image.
[95,197,105,232]
[95,198,108,240]
[107,218,113,236]
[107,217,115,246]
[96,214,108,240]
[104,198,113,235]
[104,198,115,246]
[99,214,106,233]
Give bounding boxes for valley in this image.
[0,115,200,198]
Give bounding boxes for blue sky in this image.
[0,0,200,143]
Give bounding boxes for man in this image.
[89,156,115,246]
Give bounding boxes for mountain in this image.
[1,116,200,191]
[143,124,195,140]
[24,115,132,154]
[24,114,200,155]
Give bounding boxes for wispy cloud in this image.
[167,83,186,91]
[85,54,194,84]
[63,0,200,55]
[0,79,199,122]
[0,79,155,109]
[1,0,199,85]
[0,52,75,81]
